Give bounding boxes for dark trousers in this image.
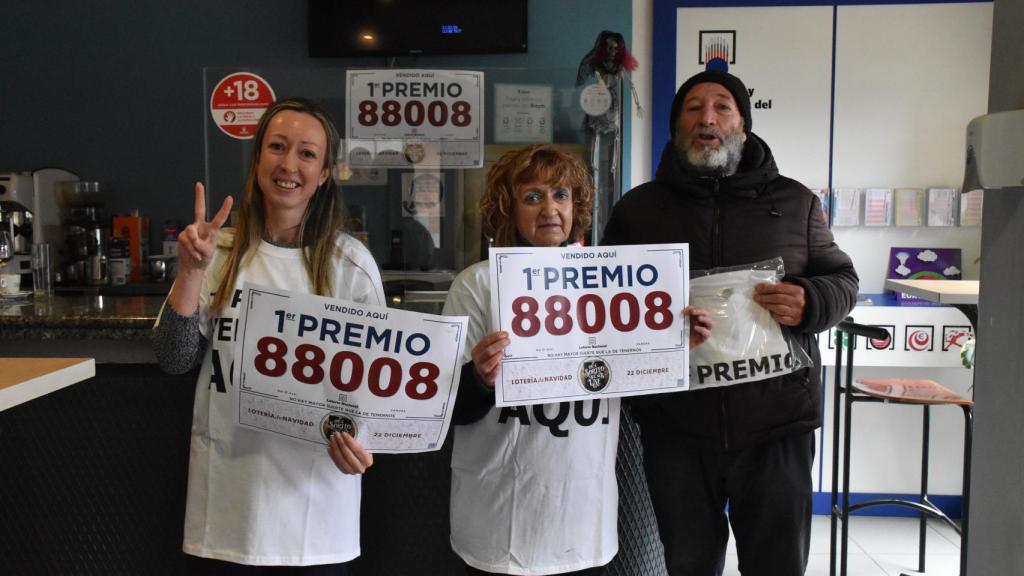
[642,431,814,576]
[187,555,350,576]
[464,562,607,576]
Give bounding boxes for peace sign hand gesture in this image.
[178,182,233,274]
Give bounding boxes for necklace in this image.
[263,237,299,248]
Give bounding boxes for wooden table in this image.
[0,357,96,411]
[884,279,980,329]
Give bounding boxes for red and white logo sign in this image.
[904,326,934,352]
[943,325,973,351]
[866,325,894,350]
[210,72,276,140]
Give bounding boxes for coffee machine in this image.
[0,173,34,246]
[0,173,35,283]
[0,169,80,284]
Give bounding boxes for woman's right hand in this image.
[471,331,509,388]
[178,182,233,274]
[327,432,374,475]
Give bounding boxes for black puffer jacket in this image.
[602,135,858,450]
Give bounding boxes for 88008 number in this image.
[511,291,674,337]
[357,100,472,128]
[253,337,439,400]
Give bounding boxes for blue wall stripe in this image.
[828,5,838,197]
[651,0,680,177]
[818,366,828,493]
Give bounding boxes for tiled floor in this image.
[722,515,963,575]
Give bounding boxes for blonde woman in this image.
[154,98,384,575]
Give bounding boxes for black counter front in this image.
[0,294,187,573]
[0,363,195,575]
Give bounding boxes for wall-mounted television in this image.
[308,0,528,57]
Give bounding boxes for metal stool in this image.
[829,319,973,576]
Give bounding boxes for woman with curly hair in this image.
[443,144,710,576]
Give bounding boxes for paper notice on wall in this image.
[894,188,923,226]
[863,188,893,227]
[831,188,862,227]
[493,84,552,143]
[959,190,983,226]
[926,187,957,227]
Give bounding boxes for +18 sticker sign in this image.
[210,72,276,140]
[345,69,484,168]
[489,244,691,407]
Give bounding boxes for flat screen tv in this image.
[308,0,528,57]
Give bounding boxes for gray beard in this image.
[675,129,745,177]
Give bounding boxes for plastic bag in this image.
[688,257,812,390]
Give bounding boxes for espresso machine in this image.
[1,169,81,285]
[0,173,35,284]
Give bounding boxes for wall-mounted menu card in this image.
[863,188,893,227]
[831,187,861,227]
[960,189,983,226]
[926,187,957,227]
[894,188,924,226]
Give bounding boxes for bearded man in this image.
[602,70,858,576]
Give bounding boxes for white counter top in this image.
[0,357,95,411]
[884,279,980,305]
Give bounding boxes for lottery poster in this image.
[233,283,468,453]
[489,244,690,407]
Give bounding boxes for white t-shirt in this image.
[443,261,620,576]
[178,231,385,565]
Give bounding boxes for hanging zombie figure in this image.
[576,30,640,134]
[575,30,641,246]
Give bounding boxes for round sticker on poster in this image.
[579,84,612,116]
[578,357,611,393]
[210,72,276,140]
[321,413,358,442]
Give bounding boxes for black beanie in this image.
[669,70,752,138]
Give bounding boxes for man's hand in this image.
[682,306,713,348]
[753,281,806,327]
